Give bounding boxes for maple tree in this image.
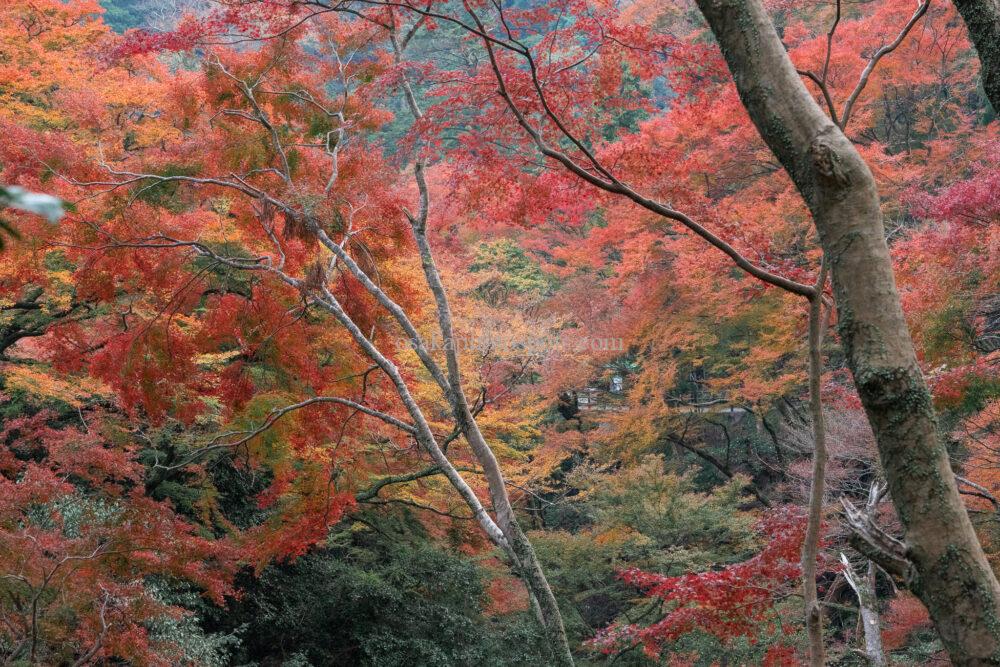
[0,0,999,664]
[0,407,238,665]
[335,0,994,661]
[590,507,810,664]
[23,1,579,661]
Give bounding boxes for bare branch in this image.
[842,485,917,587]
[839,0,931,129]
[957,474,1000,510]
[822,0,842,84]
[798,69,840,125]
[70,592,110,667]
[155,395,416,472]
[211,55,294,184]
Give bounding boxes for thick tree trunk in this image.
[693,0,1000,662]
[952,0,1000,113]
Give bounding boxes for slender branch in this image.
[355,464,444,501]
[822,0,842,84]
[155,395,415,472]
[211,55,294,183]
[360,497,474,519]
[802,259,830,667]
[311,284,510,549]
[463,6,815,298]
[957,474,1000,510]
[798,69,840,124]
[665,433,771,506]
[839,0,931,130]
[70,592,110,667]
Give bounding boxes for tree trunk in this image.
[390,27,574,662]
[411,219,574,666]
[843,483,890,667]
[843,554,888,667]
[952,0,1000,113]
[693,0,1000,662]
[802,272,829,667]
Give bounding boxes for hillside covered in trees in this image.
[1,0,999,665]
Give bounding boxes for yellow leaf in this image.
[3,365,112,407]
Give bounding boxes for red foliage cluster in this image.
[109,1,305,59]
[590,507,811,660]
[881,594,933,651]
[0,410,238,664]
[909,140,1000,226]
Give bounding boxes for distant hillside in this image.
[99,0,148,32]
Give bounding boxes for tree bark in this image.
[843,554,888,667]
[693,0,1000,662]
[802,268,829,667]
[410,207,574,666]
[952,0,1000,113]
[382,27,575,663]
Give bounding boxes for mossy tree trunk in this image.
[952,0,1000,113]
[693,0,1000,662]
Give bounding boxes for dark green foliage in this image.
[213,511,549,666]
[922,292,979,363]
[599,70,652,141]
[307,113,337,139]
[530,459,758,652]
[145,580,242,666]
[191,242,259,301]
[956,375,1000,416]
[138,424,272,533]
[133,164,202,211]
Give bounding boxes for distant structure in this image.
[576,385,627,413]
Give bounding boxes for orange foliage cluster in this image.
[0,0,996,661]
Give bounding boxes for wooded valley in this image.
[1,0,999,664]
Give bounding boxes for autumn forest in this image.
[0,0,998,664]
